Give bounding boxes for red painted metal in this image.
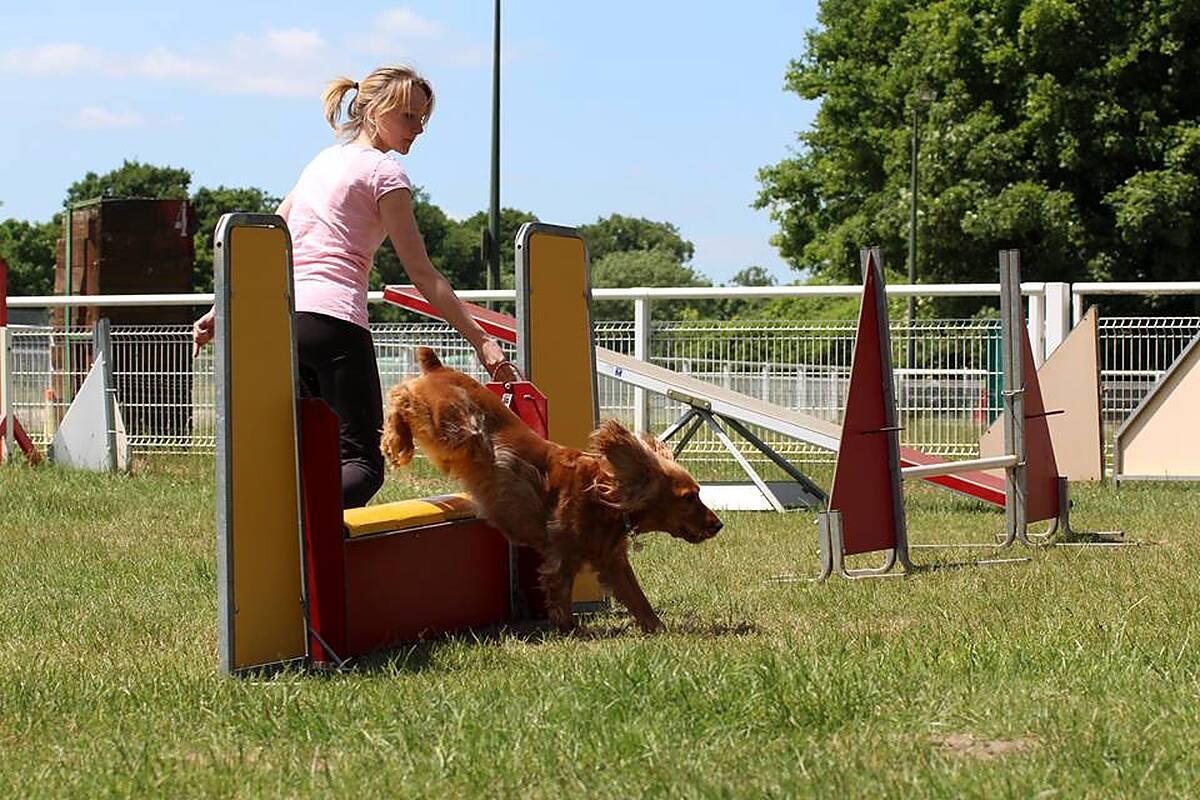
[299,398,347,665]
[0,416,42,464]
[1,256,8,327]
[383,286,517,342]
[1019,331,1061,523]
[829,265,900,556]
[897,448,1006,507]
[382,284,1007,509]
[299,395,520,660]
[343,520,510,652]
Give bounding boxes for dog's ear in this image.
[416,347,443,373]
[591,419,663,509]
[380,385,416,467]
[639,432,675,462]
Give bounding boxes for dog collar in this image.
[623,512,646,551]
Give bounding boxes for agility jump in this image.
[215,215,606,674]
[0,257,42,465]
[812,248,1126,581]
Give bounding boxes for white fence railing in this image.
[5,283,1199,472]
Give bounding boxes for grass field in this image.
[1,456,1198,798]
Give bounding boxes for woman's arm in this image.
[193,193,293,359]
[276,193,293,221]
[379,188,509,376]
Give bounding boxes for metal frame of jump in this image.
[0,257,41,465]
[1,257,12,463]
[813,248,1126,582]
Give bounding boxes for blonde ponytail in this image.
[321,66,434,142]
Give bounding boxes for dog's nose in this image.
[710,520,723,535]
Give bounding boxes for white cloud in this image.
[132,46,214,81]
[0,12,489,98]
[378,8,444,37]
[70,106,145,129]
[265,29,326,59]
[2,43,102,74]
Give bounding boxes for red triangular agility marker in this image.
[1019,328,1060,523]
[828,261,900,556]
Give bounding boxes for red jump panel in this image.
[342,521,510,654]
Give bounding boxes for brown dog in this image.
[380,347,723,633]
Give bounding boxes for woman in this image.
[194,65,509,508]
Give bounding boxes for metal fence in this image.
[11,314,1197,470]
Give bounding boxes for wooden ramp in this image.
[382,286,1006,508]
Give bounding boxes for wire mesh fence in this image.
[8,315,1197,472]
[1098,316,1200,442]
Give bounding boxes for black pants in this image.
[296,312,384,509]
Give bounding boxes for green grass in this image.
[1,456,1198,797]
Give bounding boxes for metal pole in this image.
[907,105,919,370]
[0,257,11,463]
[487,0,501,293]
[63,206,74,405]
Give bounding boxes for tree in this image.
[66,160,191,206]
[0,218,57,295]
[757,0,1200,314]
[728,266,776,288]
[590,249,711,321]
[578,214,695,265]
[368,197,538,323]
[190,186,280,292]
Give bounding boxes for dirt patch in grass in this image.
[931,732,1039,760]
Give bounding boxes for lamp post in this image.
[907,86,936,369]
[486,0,501,295]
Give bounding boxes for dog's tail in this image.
[380,385,416,468]
[416,346,443,374]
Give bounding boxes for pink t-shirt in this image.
[287,144,412,329]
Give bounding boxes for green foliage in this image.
[590,248,711,321]
[758,0,1200,314]
[578,213,695,265]
[0,218,57,295]
[190,186,280,292]
[66,160,192,206]
[729,266,776,288]
[368,201,537,323]
[453,207,540,290]
[8,163,711,317]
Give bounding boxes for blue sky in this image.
[0,1,819,284]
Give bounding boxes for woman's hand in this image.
[192,306,216,358]
[477,337,519,382]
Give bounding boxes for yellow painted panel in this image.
[344,494,476,538]
[523,230,603,604]
[526,233,595,450]
[229,225,306,669]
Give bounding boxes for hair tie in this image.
[352,81,359,90]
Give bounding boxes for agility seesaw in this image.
[385,285,1007,513]
[806,248,1127,582]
